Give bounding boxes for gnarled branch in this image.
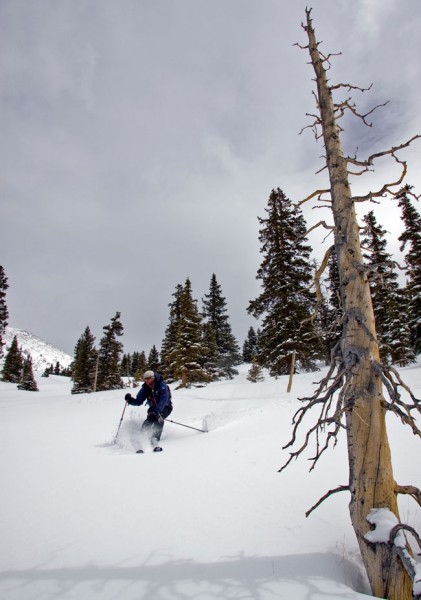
[306,485,349,518]
[395,485,421,508]
[373,362,421,437]
[346,135,421,168]
[334,98,389,127]
[298,189,331,206]
[352,155,408,202]
[330,82,373,93]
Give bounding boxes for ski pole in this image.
[114,401,128,444]
[166,418,207,433]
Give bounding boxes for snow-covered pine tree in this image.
[362,210,415,365]
[164,278,210,385]
[397,185,421,355]
[17,355,38,391]
[242,326,258,363]
[202,274,241,378]
[0,265,9,358]
[71,326,97,394]
[248,188,322,375]
[1,335,23,382]
[96,312,124,391]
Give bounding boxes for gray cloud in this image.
[1,0,421,356]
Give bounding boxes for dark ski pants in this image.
[141,404,172,443]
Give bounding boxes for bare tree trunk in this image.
[287,350,296,393]
[305,11,412,598]
[181,367,188,389]
[92,353,99,393]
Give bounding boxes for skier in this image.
[125,370,173,452]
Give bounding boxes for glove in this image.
[147,408,158,422]
[125,393,132,403]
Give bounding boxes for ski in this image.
[135,446,163,454]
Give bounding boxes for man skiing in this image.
[125,370,173,452]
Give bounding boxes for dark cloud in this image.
[1,1,421,356]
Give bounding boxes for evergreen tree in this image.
[120,353,131,376]
[132,351,147,380]
[164,278,210,384]
[147,345,160,371]
[61,365,72,377]
[313,282,335,365]
[362,210,415,365]
[17,355,38,391]
[314,247,343,362]
[0,266,9,358]
[71,326,97,394]
[96,312,124,391]
[248,188,322,375]
[397,185,421,354]
[201,322,220,379]
[242,327,258,363]
[1,335,24,382]
[202,274,241,378]
[247,360,264,383]
[160,284,184,380]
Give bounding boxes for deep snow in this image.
[0,361,420,600]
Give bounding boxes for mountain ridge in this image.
[2,327,72,372]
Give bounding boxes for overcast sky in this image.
[1,0,421,357]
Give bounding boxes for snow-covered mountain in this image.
[2,326,72,372]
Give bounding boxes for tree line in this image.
[0,185,420,393]
[70,274,243,393]
[247,184,420,378]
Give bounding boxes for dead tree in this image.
[279,9,421,599]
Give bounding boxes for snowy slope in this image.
[2,327,72,372]
[0,362,420,600]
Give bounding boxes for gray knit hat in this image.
[143,370,155,379]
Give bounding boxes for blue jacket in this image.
[131,373,171,415]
